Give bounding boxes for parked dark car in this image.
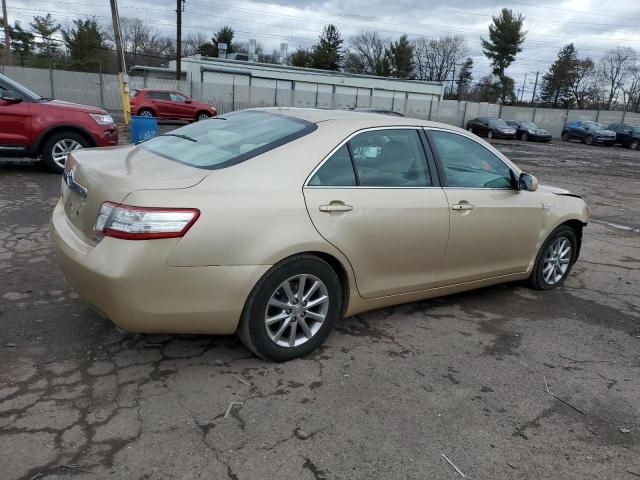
[0,73,118,173]
[466,117,516,139]
[607,123,640,149]
[561,120,616,146]
[506,120,552,142]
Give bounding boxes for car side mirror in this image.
[519,173,538,192]
[1,90,23,104]
[185,99,192,104]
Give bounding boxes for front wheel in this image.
[487,130,493,139]
[631,140,639,150]
[561,132,569,141]
[585,135,594,146]
[196,111,211,121]
[237,255,343,361]
[528,225,578,290]
[42,132,89,174]
[522,132,529,141]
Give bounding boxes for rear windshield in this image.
[140,110,316,169]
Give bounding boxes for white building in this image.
[132,55,444,113]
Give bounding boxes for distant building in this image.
[131,55,444,111]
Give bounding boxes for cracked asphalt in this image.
[1,137,639,480]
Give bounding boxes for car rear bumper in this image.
[50,198,269,334]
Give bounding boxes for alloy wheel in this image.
[264,274,329,348]
[140,110,154,117]
[542,237,572,285]
[197,113,210,120]
[522,132,529,141]
[631,140,639,150]
[585,135,594,145]
[487,130,493,139]
[51,139,82,168]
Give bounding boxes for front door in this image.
[0,83,32,151]
[170,92,195,119]
[426,129,543,284]
[303,128,450,299]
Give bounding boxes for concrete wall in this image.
[2,65,637,137]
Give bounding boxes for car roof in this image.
[250,107,467,132]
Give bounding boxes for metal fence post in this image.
[49,59,55,98]
[331,85,336,109]
[428,97,433,120]
[403,91,409,115]
[532,107,537,123]
[461,101,468,128]
[595,109,600,122]
[190,72,193,97]
[99,65,105,109]
[315,84,319,108]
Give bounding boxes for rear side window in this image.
[140,111,316,170]
[308,145,356,186]
[148,91,171,100]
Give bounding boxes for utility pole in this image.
[450,63,456,99]
[1,0,12,66]
[531,71,539,105]
[176,0,184,80]
[109,0,130,124]
[519,72,528,103]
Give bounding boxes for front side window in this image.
[140,111,316,170]
[429,130,513,189]
[349,129,431,187]
[170,93,188,102]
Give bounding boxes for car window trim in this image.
[422,127,519,190]
[304,126,441,189]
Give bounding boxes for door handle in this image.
[452,203,474,211]
[319,203,353,212]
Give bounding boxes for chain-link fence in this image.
[3,65,637,137]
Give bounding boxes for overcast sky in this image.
[5,0,640,96]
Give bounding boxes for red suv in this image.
[0,73,118,173]
[130,88,217,121]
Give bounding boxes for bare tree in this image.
[183,32,209,57]
[600,47,636,109]
[568,57,595,109]
[344,31,390,76]
[622,65,640,112]
[413,34,466,82]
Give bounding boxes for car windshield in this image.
[0,74,41,100]
[490,119,508,127]
[520,122,537,129]
[140,110,316,169]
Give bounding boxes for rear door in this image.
[0,83,32,151]
[425,128,543,284]
[303,127,450,299]
[148,91,173,117]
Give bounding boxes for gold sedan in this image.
[51,108,589,361]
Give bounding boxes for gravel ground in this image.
[0,133,639,480]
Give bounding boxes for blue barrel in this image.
[130,115,158,144]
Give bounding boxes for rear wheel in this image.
[585,135,594,145]
[528,225,577,290]
[561,132,569,141]
[487,130,493,139]
[138,108,155,117]
[237,255,343,361]
[42,132,89,174]
[522,132,529,141]
[630,140,639,150]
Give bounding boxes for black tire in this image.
[41,131,90,174]
[138,108,155,117]
[237,255,343,361]
[561,132,569,141]
[522,132,529,141]
[487,130,493,139]
[585,134,594,146]
[631,140,639,150]
[196,111,211,121]
[528,225,578,290]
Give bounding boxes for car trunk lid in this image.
[62,145,209,242]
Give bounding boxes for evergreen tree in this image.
[9,21,35,67]
[199,26,235,57]
[481,8,526,103]
[312,24,343,71]
[30,14,60,60]
[62,18,107,72]
[388,34,413,78]
[539,44,578,108]
[456,57,473,99]
[289,47,313,68]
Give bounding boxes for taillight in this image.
[93,202,200,240]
